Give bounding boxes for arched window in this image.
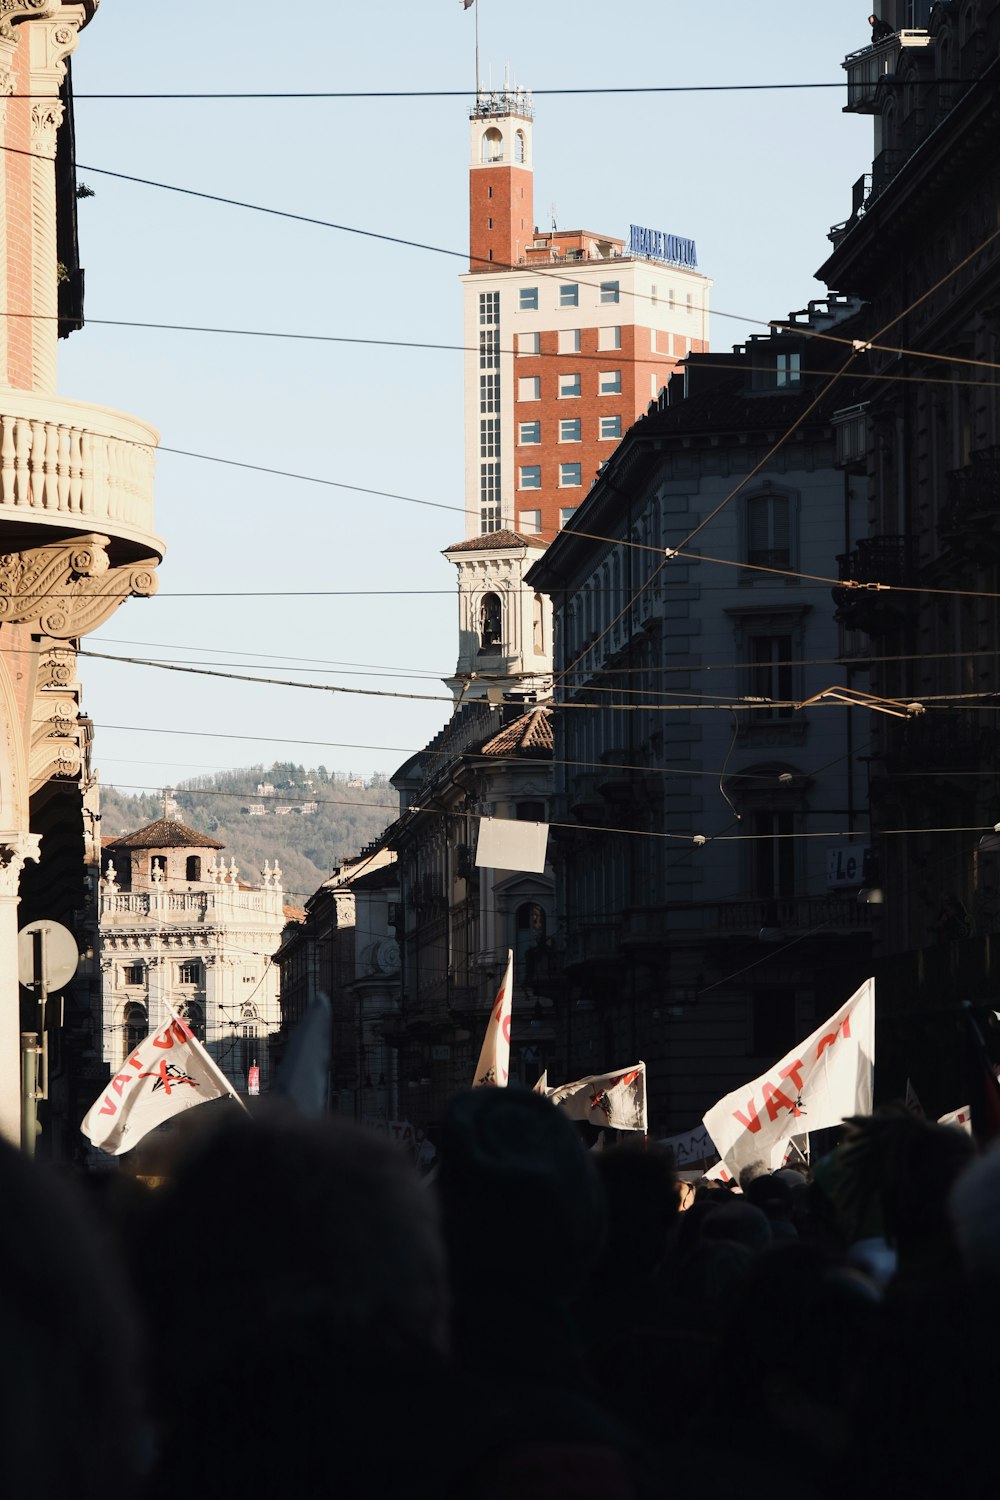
[515,902,546,982]
[186,854,201,882]
[533,592,545,654]
[150,855,166,880]
[241,1003,260,1080]
[482,127,503,163]
[479,592,502,651]
[515,129,526,164]
[123,1002,147,1057]
[177,1000,204,1043]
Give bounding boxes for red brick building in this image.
[461,87,712,539]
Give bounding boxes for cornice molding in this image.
[0,533,158,638]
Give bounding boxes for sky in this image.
[58,1,875,806]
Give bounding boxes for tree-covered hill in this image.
[99,763,397,905]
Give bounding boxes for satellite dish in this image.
[18,920,79,992]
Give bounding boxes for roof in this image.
[104,818,225,851]
[444,529,548,554]
[480,706,553,758]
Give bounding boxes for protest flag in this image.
[81,1011,245,1156]
[547,1062,647,1132]
[703,979,875,1177]
[273,990,331,1115]
[472,949,513,1087]
[532,1069,549,1095]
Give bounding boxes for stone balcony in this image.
[843,30,933,113]
[0,388,162,564]
[101,885,286,926]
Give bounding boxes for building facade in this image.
[0,6,162,1149]
[527,302,876,1134]
[99,820,285,1096]
[462,87,712,539]
[816,0,1000,1108]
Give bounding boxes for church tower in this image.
[442,529,552,704]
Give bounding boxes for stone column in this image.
[0,831,41,1145]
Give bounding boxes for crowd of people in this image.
[4,1089,999,1498]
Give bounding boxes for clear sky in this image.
[58,1,874,803]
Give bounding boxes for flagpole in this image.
[475,0,480,99]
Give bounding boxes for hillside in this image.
[99,763,397,904]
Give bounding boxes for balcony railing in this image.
[833,534,914,634]
[0,389,161,559]
[843,31,933,113]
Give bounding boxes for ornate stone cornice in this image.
[0,534,158,638]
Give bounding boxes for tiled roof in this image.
[104,818,225,851]
[444,529,548,553]
[480,706,553,757]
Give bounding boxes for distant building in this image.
[99,818,286,1095]
[462,85,712,538]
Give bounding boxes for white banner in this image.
[658,1123,715,1167]
[547,1062,647,1132]
[472,950,513,1087]
[475,817,549,874]
[702,980,875,1176]
[82,1012,244,1156]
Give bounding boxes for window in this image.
[482,127,503,163]
[518,509,541,534]
[519,465,541,489]
[519,287,538,311]
[599,369,622,394]
[481,417,500,458]
[686,293,693,310]
[515,902,547,984]
[185,855,201,881]
[480,505,500,535]
[776,352,802,387]
[480,371,500,413]
[518,331,540,355]
[558,328,581,354]
[518,420,541,445]
[559,507,579,527]
[559,463,582,487]
[559,418,581,443]
[123,964,144,987]
[515,129,527,163]
[600,415,622,440]
[559,372,581,398]
[480,460,500,509]
[516,801,547,821]
[598,326,621,350]
[751,811,795,898]
[123,1002,147,1056]
[518,376,540,401]
[479,290,499,325]
[651,284,658,304]
[747,492,791,569]
[559,284,579,307]
[178,960,201,986]
[750,635,794,719]
[600,280,620,304]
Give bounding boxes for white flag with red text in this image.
[703,979,874,1176]
[547,1062,647,1132]
[472,950,513,1087]
[81,1012,243,1155]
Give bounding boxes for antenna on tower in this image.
[550,202,557,232]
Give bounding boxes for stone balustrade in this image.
[0,388,161,559]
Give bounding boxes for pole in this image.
[20,1032,40,1155]
[475,0,480,98]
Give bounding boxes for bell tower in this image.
[442,529,552,702]
[469,86,534,273]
